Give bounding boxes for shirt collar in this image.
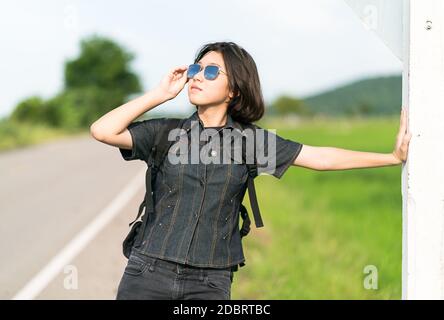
[182,110,244,134]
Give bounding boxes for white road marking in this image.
[12,168,146,300]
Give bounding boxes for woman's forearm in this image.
[293,110,410,171]
[322,147,401,170]
[90,87,168,138]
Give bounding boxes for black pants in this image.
[116,248,234,300]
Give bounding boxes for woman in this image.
[90,41,411,300]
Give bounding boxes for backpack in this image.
[122,118,264,260]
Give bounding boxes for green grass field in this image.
[0,119,87,153]
[233,116,403,299]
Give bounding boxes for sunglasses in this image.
[187,63,227,80]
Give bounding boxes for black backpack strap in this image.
[239,122,264,228]
[152,118,184,173]
[239,203,251,237]
[130,118,185,247]
[246,170,263,228]
[128,168,152,227]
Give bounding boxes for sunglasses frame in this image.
[187,63,227,80]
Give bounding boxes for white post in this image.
[402,0,444,300]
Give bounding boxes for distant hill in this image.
[300,74,402,116]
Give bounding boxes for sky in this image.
[0,0,402,118]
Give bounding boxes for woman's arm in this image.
[90,89,166,139]
[294,145,403,171]
[90,65,189,149]
[293,108,412,171]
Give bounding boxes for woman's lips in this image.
[191,87,202,92]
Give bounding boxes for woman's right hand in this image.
[156,65,190,101]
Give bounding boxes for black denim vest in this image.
[119,111,303,270]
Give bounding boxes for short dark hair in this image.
[193,41,265,124]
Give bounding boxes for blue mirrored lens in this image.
[187,64,201,78]
[204,65,219,80]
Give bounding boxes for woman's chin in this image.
[189,97,206,105]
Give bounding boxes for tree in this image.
[65,34,141,94]
[272,95,312,116]
[9,34,143,129]
[45,87,126,129]
[10,96,48,124]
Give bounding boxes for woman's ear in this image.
[225,91,234,104]
[228,90,239,100]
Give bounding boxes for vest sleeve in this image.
[118,118,164,162]
[253,125,303,179]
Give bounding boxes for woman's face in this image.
[187,50,234,108]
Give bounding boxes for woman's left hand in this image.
[392,108,412,164]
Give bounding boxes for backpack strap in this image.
[233,122,263,272]
[130,118,185,247]
[152,118,184,174]
[239,203,251,237]
[238,122,264,229]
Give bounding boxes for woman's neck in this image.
[196,106,228,128]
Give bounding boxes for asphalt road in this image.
[0,133,146,299]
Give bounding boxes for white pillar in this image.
[402,0,444,300]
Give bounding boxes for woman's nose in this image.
[191,67,205,81]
